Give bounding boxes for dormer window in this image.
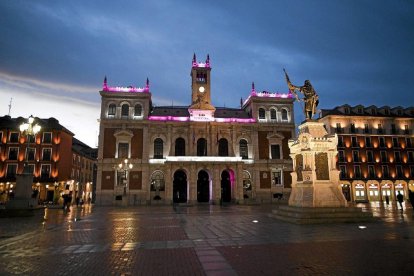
[384,109,390,115]
[371,108,376,115]
[344,107,350,114]
[357,108,363,114]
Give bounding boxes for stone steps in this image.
[269,205,375,224]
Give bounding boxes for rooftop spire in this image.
[206,54,210,65]
[192,53,196,63]
[103,76,108,90]
[251,81,255,92]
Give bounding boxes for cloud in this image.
[0,76,100,147]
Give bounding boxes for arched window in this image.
[154,138,163,159]
[121,104,129,117]
[270,109,277,120]
[239,139,248,159]
[197,138,207,156]
[150,170,165,191]
[281,109,288,121]
[243,170,252,191]
[108,104,116,117]
[134,104,142,116]
[175,137,185,156]
[258,108,266,120]
[218,138,229,156]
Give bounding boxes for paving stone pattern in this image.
[0,203,414,275]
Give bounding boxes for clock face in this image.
[198,86,205,93]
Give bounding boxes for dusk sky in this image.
[1,0,413,147]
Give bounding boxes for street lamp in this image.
[19,115,41,173]
[116,159,133,196]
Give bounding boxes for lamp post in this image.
[19,115,41,173]
[116,159,133,196]
[6,115,41,212]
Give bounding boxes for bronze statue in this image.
[284,69,319,120]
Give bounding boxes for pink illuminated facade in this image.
[96,54,295,206]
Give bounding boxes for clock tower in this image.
[189,54,215,111]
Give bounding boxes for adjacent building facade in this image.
[319,104,414,202]
[96,55,296,205]
[0,116,97,205]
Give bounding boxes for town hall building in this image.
[96,54,295,205]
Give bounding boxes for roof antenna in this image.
[8,98,12,116]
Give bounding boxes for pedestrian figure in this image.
[76,197,80,207]
[408,189,414,209]
[396,191,404,211]
[385,194,390,205]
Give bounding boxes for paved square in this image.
[1,203,413,275]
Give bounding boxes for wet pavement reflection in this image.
[0,203,413,275]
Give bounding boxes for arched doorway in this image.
[173,170,187,203]
[221,170,232,203]
[197,170,210,203]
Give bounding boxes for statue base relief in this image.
[271,121,374,224]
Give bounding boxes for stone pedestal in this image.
[3,173,40,217]
[271,121,373,223]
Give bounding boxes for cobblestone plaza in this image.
[1,202,413,275]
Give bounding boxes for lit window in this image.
[118,143,129,159]
[271,171,282,185]
[150,170,165,191]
